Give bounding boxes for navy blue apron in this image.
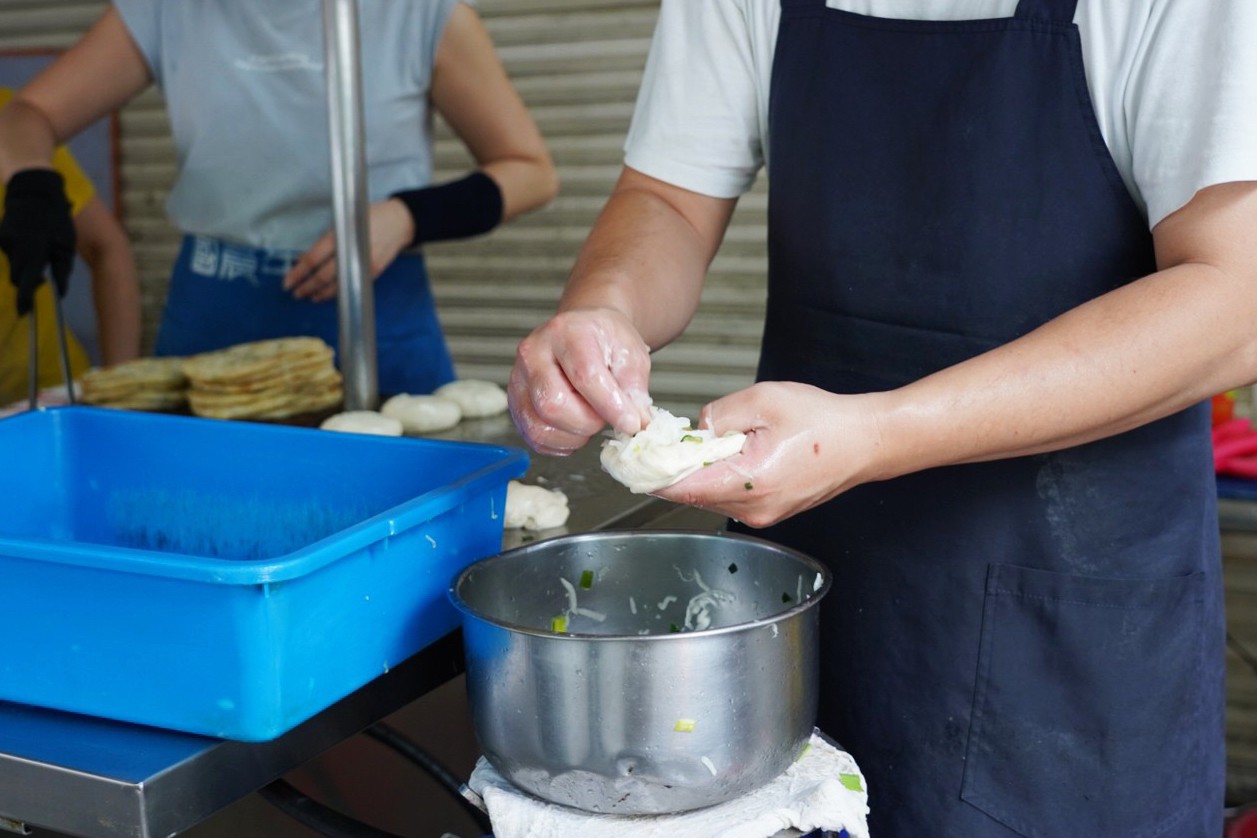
[734,0,1227,834]
[155,234,456,397]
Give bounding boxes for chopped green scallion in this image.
[839,773,864,793]
[579,569,594,589]
[551,614,568,633]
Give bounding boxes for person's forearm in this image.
[560,189,706,350]
[0,99,58,181]
[873,257,1257,481]
[91,253,142,365]
[480,156,558,222]
[88,236,143,365]
[76,200,141,365]
[559,175,732,352]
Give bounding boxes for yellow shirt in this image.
[0,87,94,405]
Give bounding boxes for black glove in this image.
[0,168,76,316]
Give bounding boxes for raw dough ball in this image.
[380,394,462,433]
[434,379,508,418]
[319,410,404,436]
[601,406,747,494]
[504,480,570,531]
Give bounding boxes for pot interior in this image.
[453,530,829,637]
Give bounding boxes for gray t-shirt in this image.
[114,0,460,249]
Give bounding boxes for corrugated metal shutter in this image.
[0,1,102,47]
[432,0,767,418]
[0,0,767,418]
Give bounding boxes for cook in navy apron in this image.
[732,1,1226,834]
[155,234,456,397]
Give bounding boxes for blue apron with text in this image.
[732,0,1226,834]
[155,234,456,397]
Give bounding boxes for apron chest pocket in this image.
[960,563,1204,837]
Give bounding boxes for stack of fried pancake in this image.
[182,337,344,420]
[80,356,189,411]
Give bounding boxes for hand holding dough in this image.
[600,406,746,494]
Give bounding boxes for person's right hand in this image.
[508,307,653,456]
[0,169,75,316]
[282,198,414,302]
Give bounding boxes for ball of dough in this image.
[319,410,404,436]
[504,480,571,531]
[601,407,746,494]
[380,394,462,434]
[434,379,508,418]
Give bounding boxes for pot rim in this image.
[448,528,831,641]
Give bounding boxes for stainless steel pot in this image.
[450,529,830,815]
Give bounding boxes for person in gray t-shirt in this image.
[0,0,558,397]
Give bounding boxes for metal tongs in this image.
[26,275,76,410]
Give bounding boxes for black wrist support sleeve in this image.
[390,171,504,248]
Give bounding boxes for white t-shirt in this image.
[114,0,460,249]
[625,0,1257,227]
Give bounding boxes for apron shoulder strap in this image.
[780,1,1078,22]
[1014,0,1080,23]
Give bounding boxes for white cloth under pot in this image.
[467,730,870,838]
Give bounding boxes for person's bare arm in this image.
[0,8,151,179]
[662,181,1257,526]
[509,167,737,452]
[286,2,560,301]
[430,2,558,220]
[558,168,737,348]
[73,196,140,366]
[874,180,1257,473]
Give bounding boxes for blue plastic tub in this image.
[0,407,527,740]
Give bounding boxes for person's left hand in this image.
[282,198,414,302]
[654,381,886,528]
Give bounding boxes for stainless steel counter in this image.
[0,418,721,838]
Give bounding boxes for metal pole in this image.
[322,0,378,410]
